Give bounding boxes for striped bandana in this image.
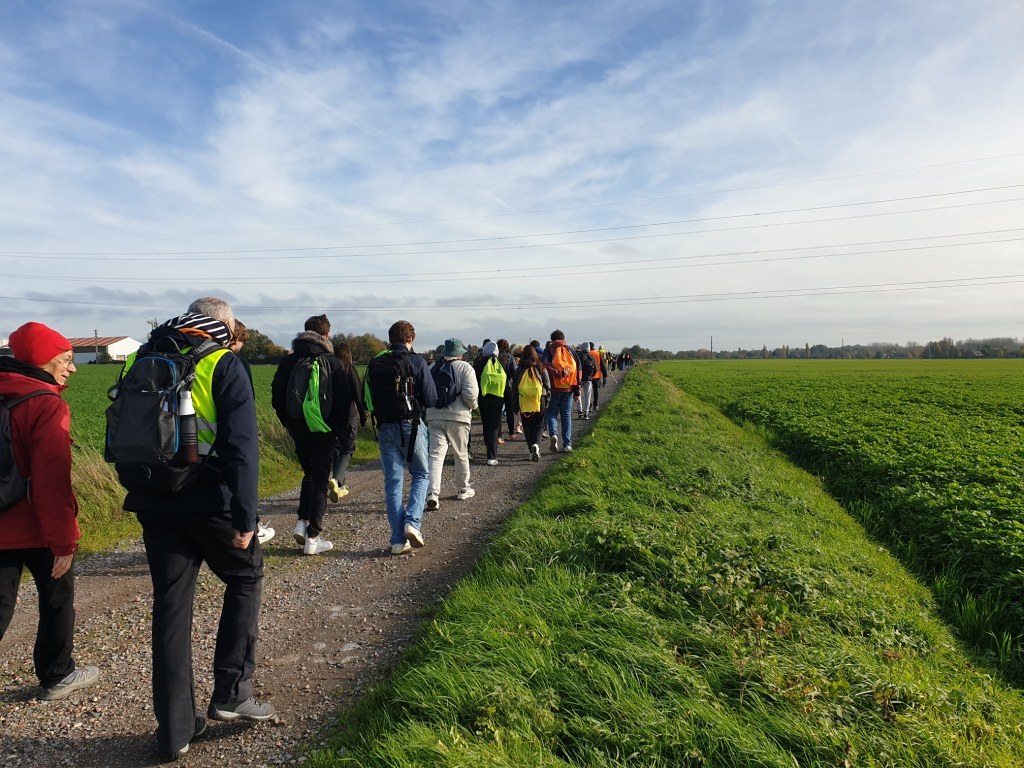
[161,312,231,346]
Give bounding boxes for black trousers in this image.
[138,509,264,755]
[478,395,504,460]
[288,428,335,538]
[0,547,76,688]
[521,411,544,448]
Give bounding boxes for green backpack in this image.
[479,356,507,398]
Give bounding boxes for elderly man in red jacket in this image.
[0,321,100,700]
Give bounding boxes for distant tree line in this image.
[618,337,1024,361]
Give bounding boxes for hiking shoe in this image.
[404,523,424,548]
[327,478,349,503]
[208,696,276,722]
[486,458,498,466]
[530,444,540,462]
[42,665,99,701]
[303,536,333,555]
[256,522,275,545]
[161,716,206,762]
[550,435,558,453]
[292,519,308,545]
[456,487,476,501]
[425,496,439,511]
[391,541,412,555]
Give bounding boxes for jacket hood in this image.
[292,331,333,356]
[0,356,61,397]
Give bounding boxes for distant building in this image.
[66,336,142,363]
[0,334,141,361]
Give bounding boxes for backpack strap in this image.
[4,390,59,410]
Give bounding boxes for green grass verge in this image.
[64,364,377,553]
[310,366,1024,767]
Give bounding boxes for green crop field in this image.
[656,359,1024,680]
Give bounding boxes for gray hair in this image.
[187,296,235,332]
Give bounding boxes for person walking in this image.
[425,338,479,510]
[576,342,596,420]
[542,330,580,452]
[271,314,352,555]
[473,340,506,466]
[0,323,100,703]
[363,321,436,555]
[121,298,274,762]
[589,342,607,412]
[512,343,550,461]
[328,341,367,504]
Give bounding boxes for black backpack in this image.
[0,390,58,511]
[580,351,597,381]
[364,350,417,425]
[430,359,461,410]
[105,334,222,494]
[284,354,333,432]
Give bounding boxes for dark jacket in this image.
[271,332,353,436]
[122,332,260,534]
[0,357,79,556]
[337,360,366,455]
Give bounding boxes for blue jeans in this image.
[546,390,573,448]
[377,421,430,545]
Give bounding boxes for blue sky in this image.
[1,0,1022,352]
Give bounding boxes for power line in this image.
[1,184,1021,261]
[2,230,1022,285]
[2,273,1021,312]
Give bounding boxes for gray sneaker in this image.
[207,696,277,722]
[42,665,99,701]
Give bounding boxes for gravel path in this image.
[0,376,622,767]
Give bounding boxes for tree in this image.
[236,328,287,364]
[335,333,387,364]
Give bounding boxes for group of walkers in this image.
[0,297,621,762]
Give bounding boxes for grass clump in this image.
[311,366,1024,767]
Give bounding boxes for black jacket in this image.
[122,332,260,534]
[271,332,353,437]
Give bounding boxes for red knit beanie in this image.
[9,322,73,367]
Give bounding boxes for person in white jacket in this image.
[425,338,480,510]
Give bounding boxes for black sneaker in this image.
[208,696,277,722]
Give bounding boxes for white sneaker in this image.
[42,665,100,701]
[391,541,412,555]
[456,487,476,501]
[486,458,498,466]
[425,496,439,511]
[292,520,308,545]
[404,523,424,548]
[256,522,275,545]
[530,444,540,462]
[564,444,573,452]
[303,535,333,555]
[550,435,558,453]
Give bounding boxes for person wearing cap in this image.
[0,322,100,701]
[424,338,479,512]
[121,297,274,761]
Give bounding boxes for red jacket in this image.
[0,358,80,556]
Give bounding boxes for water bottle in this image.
[176,389,199,465]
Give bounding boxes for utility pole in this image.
[710,335,713,359]
[94,330,98,362]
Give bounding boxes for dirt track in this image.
[0,376,621,767]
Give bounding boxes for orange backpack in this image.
[549,344,577,390]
